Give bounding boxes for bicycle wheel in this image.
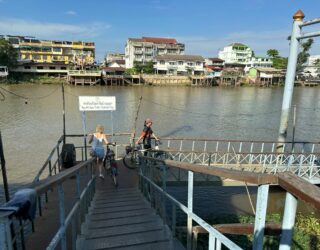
[112,174,118,187]
[122,151,138,169]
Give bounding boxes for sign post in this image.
[79,96,116,160]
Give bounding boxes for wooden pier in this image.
[102,74,217,86]
[68,70,101,86]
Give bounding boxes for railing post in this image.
[187,171,194,250]
[171,203,176,237]
[279,192,298,250]
[0,211,13,250]
[208,233,216,250]
[253,184,269,250]
[58,184,67,250]
[161,164,167,224]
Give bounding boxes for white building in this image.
[303,55,320,78]
[104,53,125,64]
[218,43,253,64]
[219,43,272,72]
[245,57,273,72]
[125,37,185,68]
[154,55,204,75]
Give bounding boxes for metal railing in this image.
[138,156,320,250]
[33,133,132,182]
[149,138,320,182]
[0,158,96,250]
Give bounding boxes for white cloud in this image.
[0,18,111,40]
[65,10,77,16]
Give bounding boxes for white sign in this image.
[79,96,116,111]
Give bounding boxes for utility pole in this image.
[277,10,304,151]
[62,83,66,145]
[0,130,10,202]
[278,10,320,250]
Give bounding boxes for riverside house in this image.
[154,54,204,75]
[125,37,185,68]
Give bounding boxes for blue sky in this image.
[0,0,319,62]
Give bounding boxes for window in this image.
[178,61,184,65]
[24,66,31,69]
[160,61,165,65]
[169,61,176,65]
[196,61,202,66]
[49,66,56,70]
[187,62,194,66]
[52,47,62,53]
[61,67,67,70]
[37,66,43,69]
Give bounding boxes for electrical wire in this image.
[0,86,60,100]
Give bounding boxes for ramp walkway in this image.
[77,187,182,250]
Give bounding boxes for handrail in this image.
[143,156,278,185]
[156,137,320,144]
[31,158,95,195]
[278,172,320,210]
[32,135,64,183]
[152,148,320,155]
[139,156,320,249]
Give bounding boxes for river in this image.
[1,84,320,215]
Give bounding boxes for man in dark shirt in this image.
[136,118,159,151]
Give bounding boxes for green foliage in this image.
[130,61,155,74]
[0,39,18,69]
[266,48,287,69]
[124,68,138,75]
[296,38,314,73]
[273,57,288,69]
[186,213,320,250]
[267,49,279,58]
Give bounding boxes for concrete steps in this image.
[77,188,185,250]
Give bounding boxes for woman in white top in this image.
[88,125,109,178]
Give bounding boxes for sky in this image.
[0,0,319,62]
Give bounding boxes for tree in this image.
[0,39,18,69]
[142,61,155,74]
[296,38,313,73]
[267,49,279,58]
[132,61,155,74]
[273,57,288,69]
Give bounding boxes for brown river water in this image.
[1,84,320,215]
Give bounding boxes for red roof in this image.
[208,58,224,62]
[205,65,223,70]
[142,37,177,44]
[114,60,125,64]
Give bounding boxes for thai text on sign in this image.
[79,96,116,111]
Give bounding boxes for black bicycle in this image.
[123,140,165,169]
[102,143,118,187]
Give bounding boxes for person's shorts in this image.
[94,148,105,159]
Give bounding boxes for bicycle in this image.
[102,143,118,187]
[123,139,166,169]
